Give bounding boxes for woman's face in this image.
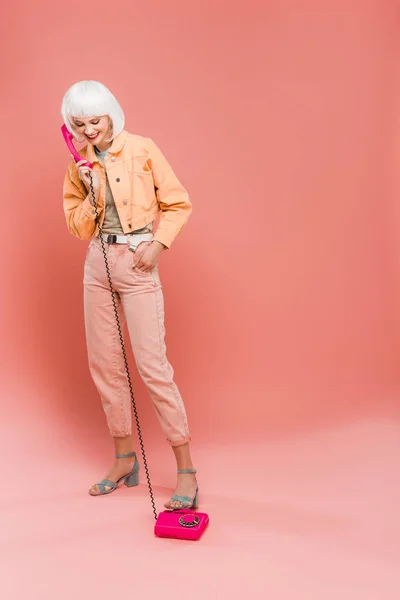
[71,114,111,145]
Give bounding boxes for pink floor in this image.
[2,406,400,599]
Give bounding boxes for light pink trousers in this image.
[83,236,190,446]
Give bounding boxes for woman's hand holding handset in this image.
[73,155,101,206]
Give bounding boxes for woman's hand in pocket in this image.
[133,241,165,272]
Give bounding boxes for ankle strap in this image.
[115,451,136,458]
[177,468,197,474]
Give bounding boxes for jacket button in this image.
[116,178,120,182]
[123,200,127,205]
[111,156,116,162]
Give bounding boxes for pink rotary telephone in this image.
[61,124,93,168]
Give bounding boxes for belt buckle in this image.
[106,234,117,244]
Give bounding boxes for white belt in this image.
[99,232,154,251]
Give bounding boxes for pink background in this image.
[1,1,400,598]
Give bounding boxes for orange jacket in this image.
[62,129,192,248]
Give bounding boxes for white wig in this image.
[61,80,125,143]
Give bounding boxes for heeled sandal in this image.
[165,468,199,511]
[89,451,139,496]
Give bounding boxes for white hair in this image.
[61,80,125,143]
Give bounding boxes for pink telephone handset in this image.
[61,124,93,169]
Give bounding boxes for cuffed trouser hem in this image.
[110,430,132,438]
[110,433,190,445]
[168,436,191,447]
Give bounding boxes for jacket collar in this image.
[86,129,128,163]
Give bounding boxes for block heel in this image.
[191,488,199,509]
[124,465,139,487]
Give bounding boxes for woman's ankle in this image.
[113,434,134,457]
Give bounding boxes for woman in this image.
[61,80,198,510]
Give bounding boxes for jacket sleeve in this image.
[62,161,99,240]
[146,138,192,249]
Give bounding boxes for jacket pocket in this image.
[131,172,157,210]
